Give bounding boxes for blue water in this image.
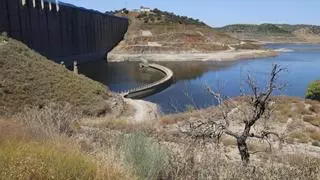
[79,44,320,114]
[145,44,320,113]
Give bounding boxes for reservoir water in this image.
[79,44,320,114]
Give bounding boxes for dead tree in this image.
[186,64,285,165]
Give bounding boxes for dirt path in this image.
[124,98,160,122]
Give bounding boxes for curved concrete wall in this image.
[123,63,174,99]
[0,0,128,65]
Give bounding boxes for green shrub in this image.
[0,140,97,179]
[122,133,168,180]
[306,80,320,101]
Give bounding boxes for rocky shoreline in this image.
[109,49,278,62]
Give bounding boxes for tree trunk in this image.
[237,136,250,165]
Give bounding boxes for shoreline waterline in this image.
[108,49,278,62]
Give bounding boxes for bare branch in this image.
[185,63,286,165]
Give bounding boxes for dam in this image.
[0,0,128,65]
[121,63,174,99]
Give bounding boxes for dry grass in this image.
[274,103,293,123]
[81,117,132,130]
[0,140,97,179]
[0,103,136,180]
[0,36,123,116]
[15,103,80,139]
[3,98,319,180]
[0,120,133,180]
[303,115,320,127]
[307,128,320,141]
[295,103,313,115]
[286,119,305,131]
[157,97,320,179]
[247,142,271,152]
[221,137,237,147]
[306,99,320,113]
[287,131,309,143]
[80,116,156,135]
[160,107,218,125]
[161,113,188,125]
[0,136,134,180]
[164,146,320,180]
[273,97,315,122]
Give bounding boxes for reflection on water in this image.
[79,44,320,114]
[79,61,163,92]
[156,61,235,81]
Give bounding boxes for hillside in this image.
[0,35,124,116]
[109,9,261,56]
[217,24,320,43]
[109,8,207,26]
[217,24,291,34]
[1,36,320,180]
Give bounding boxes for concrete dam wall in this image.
[0,0,128,64]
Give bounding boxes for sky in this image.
[61,0,320,27]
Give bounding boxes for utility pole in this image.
[125,0,127,9]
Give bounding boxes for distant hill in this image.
[277,24,320,34]
[216,24,320,43]
[108,8,261,54]
[217,24,290,35]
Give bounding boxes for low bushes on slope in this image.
[0,36,123,116]
[306,80,320,101]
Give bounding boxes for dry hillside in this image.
[0,35,124,116]
[110,10,260,54]
[218,24,320,43]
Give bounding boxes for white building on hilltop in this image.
[140,6,151,13]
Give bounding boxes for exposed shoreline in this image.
[109,49,278,62]
[112,49,278,121]
[255,40,320,45]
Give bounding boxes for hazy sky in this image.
[61,0,320,27]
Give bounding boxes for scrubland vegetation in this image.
[110,8,207,26]
[1,34,320,179]
[1,96,320,179]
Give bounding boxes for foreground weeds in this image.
[2,99,320,179]
[15,103,80,139]
[0,140,97,180]
[0,104,135,180]
[163,145,320,180]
